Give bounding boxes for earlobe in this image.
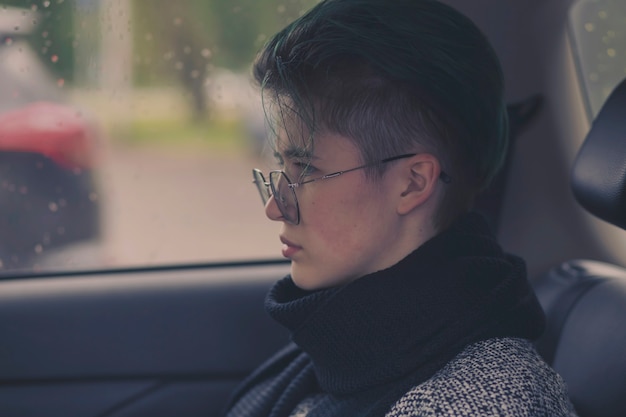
[397,154,441,215]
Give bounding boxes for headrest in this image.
[571,77,626,230]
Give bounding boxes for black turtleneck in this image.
[223,212,546,417]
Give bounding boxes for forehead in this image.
[269,97,361,162]
[273,110,314,157]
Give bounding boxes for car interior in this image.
[0,0,624,416]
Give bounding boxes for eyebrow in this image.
[276,146,318,161]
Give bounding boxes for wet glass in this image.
[0,0,320,274]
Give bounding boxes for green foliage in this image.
[131,0,319,86]
[1,0,75,81]
[114,116,249,153]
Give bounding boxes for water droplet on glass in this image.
[57,78,65,87]
[19,186,28,194]
[43,1,51,7]
[175,61,184,70]
[607,48,616,58]
[277,5,287,13]
[42,31,49,38]
[49,202,59,212]
[51,54,59,63]
[201,48,212,58]
[173,17,182,26]
[34,244,43,254]
[584,23,594,32]
[4,37,12,45]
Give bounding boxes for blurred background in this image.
[1,0,623,274]
[0,0,319,273]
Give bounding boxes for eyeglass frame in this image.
[252,153,451,225]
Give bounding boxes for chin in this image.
[290,264,354,291]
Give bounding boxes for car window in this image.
[0,0,319,274]
[569,0,626,118]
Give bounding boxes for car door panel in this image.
[0,262,291,416]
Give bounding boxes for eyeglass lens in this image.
[269,171,299,224]
[253,170,270,204]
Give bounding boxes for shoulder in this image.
[386,338,577,417]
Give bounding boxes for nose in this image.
[264,194,284,221]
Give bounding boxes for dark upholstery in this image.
[533,260,626,417]
[571,77,626,230]
[532,77,626,417]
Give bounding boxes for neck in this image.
[266,212,546,395]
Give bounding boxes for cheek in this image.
[306,189,375,253]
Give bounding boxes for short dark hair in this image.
[253,0,509,230]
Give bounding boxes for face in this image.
[265,129,411,290]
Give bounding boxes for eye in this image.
[292,161,316,176]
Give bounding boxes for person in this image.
[224,0,578,416]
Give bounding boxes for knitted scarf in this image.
[223,212,546,417]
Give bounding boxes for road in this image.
[39,144,283,270]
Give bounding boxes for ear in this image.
[396,153,442,215]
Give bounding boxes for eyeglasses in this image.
[252,153,451,225]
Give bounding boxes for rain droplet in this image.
[175,61,184,70]
[173,17,182,26]
[34,244,43,254]
[19,186,28,194]
[584,23,594,32]
[43,1,51,7]
[42,31,49,38]
[58,198,67,207]
[201,48,212,58]
[4,37,12,45]
[51,54,59,63]
[190,69,200,79]
[57,78,65,87]
[607,48,616,58]
[49,202,59,212]
[183,46,191,54]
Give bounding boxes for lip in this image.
[280,236,302,258]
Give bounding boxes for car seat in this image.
[532,77,626,417]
